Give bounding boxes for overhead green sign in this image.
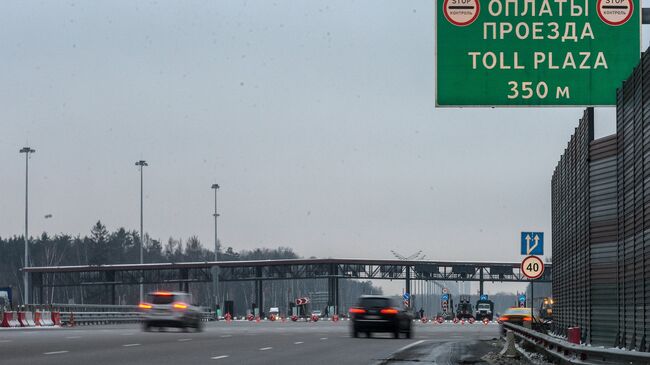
[436,0,640,106]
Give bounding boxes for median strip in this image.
[211,355,229,360]
[259,347,272,351]
[122,343,141,347]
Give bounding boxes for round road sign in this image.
[521,255,544,279]
[443,0,480,27]
[597,0,633,26]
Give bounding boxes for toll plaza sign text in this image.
[436,0,640,106]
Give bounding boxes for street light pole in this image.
[20,147,35,305]
[211,184,220,313]
[135,160,148,302]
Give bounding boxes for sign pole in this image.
[531,279,534,323]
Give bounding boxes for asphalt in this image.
[0,320,501,365]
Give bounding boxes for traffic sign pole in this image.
[530,279,535,320]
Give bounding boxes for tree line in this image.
[0,221,381,315]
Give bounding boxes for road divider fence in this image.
[503,322,650,365]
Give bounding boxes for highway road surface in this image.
[0,321,501,365]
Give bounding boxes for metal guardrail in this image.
[16,303,214,326]
[503,322,650,365]
[60,311,142,325]
[39,303,139,312]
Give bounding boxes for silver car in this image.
[139,291,203,332]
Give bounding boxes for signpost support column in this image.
[405,266,411,309]
[479,268,484,297]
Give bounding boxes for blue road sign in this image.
[480,294,488,301]
[521,232,544,255]
[441,294,449,301]
[403,292,410,300]
[518,294,526,307]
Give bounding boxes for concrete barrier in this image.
[40,312,54,326]
[34,311,54,326]
[51,312,61,326]
[24,311,36,327]
[1,312,18,327]
[17,312,31,327]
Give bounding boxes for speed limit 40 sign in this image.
[521,255,544,279]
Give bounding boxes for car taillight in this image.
[523,316,533,321]
[139,303,152,310]
[173,302,188,310]
[499,316,509,321]
[380,308,398,314]
[349,308,366,314]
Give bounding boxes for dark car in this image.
[139,291,203,332]
[349,295,413,338]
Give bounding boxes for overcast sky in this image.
[1,1,645,295]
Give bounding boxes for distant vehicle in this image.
[539,297,553,322]
[349,295,413,339]
[139,291,203,332]
[498,307,536,334]
[475,299,494,321]
[311,310,322,317]
[269,307,280,315]
[456,295,474,320]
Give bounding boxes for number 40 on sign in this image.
[521,255,544,279]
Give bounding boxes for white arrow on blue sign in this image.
[520,232,543,255]
[441,294,449,301]
[403,292,410,300]
[480,294,488,301]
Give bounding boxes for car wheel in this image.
[365,331,371,338]
[195,321,203,332]
[406,328,412,339]
[352,329,359,338]
[393,329,400,339]
[142,323,151,332]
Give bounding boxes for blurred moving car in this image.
[498,307,536,334]
[349,295,412,338]
[139,291,203,332]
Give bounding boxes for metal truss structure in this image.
[26,258,551,308]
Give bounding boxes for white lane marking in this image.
[211,355,229,360]
[122,343,141,347]
[259,347,272,351]
[0,340,13,343]
[394,340,426,354]
[294,341,304,345]
[65,336,81,339]
[44,351,69,355]
[178,338,192,342]
[320,337,328,340]
[220,335,232,338]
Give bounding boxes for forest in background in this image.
[0,221,382,315]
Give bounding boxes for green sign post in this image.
[436,0,640,106]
